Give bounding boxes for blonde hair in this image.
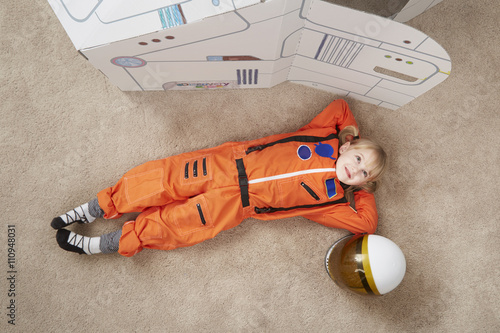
[338,126,388,202]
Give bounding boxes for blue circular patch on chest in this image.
[297,145,312,160]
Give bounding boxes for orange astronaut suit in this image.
[96,99,378,257]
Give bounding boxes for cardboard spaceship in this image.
[49,0,451,109]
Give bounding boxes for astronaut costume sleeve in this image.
[96,99,379,257]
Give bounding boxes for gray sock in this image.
[99,229,122,254]
[88,198,105,219]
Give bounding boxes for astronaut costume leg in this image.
[95,143,248,257]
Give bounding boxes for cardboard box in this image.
[48,0,451,110]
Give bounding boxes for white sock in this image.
[59,203,96,225]
[67,232,102,255]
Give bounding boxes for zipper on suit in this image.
[254,196,348,214]
[202,157,207,176]
[184,162,189,179]
[300,182,320,201]
[196,203,206,225]
[193,160,198,177]
[245,132,339,154]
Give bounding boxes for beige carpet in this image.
[1,0,499,332]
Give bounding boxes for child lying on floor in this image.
[52,99,387,257]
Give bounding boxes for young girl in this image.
[52,99,387,257]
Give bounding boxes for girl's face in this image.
[336,142,376,186]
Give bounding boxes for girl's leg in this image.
[51,198,104,229]
[53,145,240,255]
[56,229,122,255]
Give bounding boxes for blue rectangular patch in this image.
[325,178,338,199]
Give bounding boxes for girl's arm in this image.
[301,190,378,234]
[299,99,359,133]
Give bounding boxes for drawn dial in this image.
[111,57,146,68]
